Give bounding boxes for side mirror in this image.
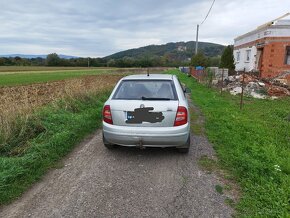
[184,87,191,94]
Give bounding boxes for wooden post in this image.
[240,70,245,110]
[220,68,224,95]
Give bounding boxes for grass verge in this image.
[0,90,110,205]
[0,69,113,87]
[169,70,290,217]
[189,107,203,135]
[0,66,114,73]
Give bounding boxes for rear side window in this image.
[113,80,178,100]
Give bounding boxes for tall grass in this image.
[0,90,111,204]
[0,75,121,147]
[170,70,290,217]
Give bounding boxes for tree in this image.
[208,56,221,67]
[191,51,208,67]
[107,59,116,67]
[46,53,61,66]
[220,45,235,71]
[0,58,6,66]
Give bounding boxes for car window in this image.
[113,80,178,100]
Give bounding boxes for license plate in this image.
[125,107,164,124]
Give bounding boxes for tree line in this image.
[0,54,107,67]
[0,46,234,69]
[191,45,235,71]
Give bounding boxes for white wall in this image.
[234,46,257,72]
[234,26,290,47]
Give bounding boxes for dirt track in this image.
[0,129,234,218]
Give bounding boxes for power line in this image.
[200,0,216,25]
[195,0,216,55]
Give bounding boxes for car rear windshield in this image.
[113,80,178,100]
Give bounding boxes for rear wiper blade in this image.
[141,96,171,101]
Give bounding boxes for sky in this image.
[0,0,289,57]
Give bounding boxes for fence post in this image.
[240,69,245,110]
[220,68,224,95]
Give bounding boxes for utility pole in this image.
[195,0,215,55]
[195,24,199,55]
[88,57,90,68]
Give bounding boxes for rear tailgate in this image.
[110,100,178,127]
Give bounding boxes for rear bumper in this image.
[103,122,190,147]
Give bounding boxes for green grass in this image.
[189,107,203,135]
[0,69,115,86]
[0,66,167,87]
[0,90,111,204]
[169,70,290,217]
[0,66,114,73]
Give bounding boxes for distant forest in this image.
[0,41,225,68]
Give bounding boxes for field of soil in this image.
[0,74,121,111]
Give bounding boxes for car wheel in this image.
[177,135,190,153]
[102,133,116,149]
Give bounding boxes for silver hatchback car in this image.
[102,74,191,153]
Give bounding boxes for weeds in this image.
[198,155,217,173]
[0,90,111,204]
[215,184,224,194]
[189,107,203,135]
[225,197,235,208]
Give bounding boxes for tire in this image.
[102,133,116,149]
[177,135,190,154]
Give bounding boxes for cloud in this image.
[0,0,289,57]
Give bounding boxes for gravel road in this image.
[0,104,233,218]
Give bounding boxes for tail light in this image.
[174,106,188,126]
[103,105,113,124]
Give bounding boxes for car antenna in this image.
[147,68,149,77]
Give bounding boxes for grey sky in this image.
[0,0,289,57]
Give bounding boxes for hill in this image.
[105,41,225,62]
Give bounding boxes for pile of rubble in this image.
[223,74,290,99]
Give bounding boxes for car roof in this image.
[122,74,174,81]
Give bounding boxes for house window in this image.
[245,50,251,62]
[285,47,290,65]
[236,52,240,62]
